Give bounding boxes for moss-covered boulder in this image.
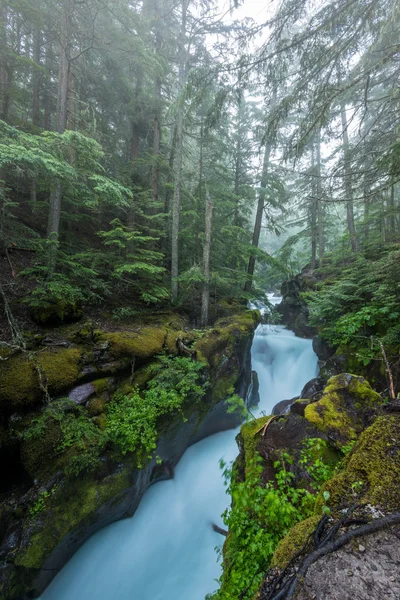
[102,327,166,361]
[271,514,321,569]
[304,374,382,447]
[0,348,82,411]
[194,310,260,403]
[316,414,400,511]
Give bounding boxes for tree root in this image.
[262,509,400,600]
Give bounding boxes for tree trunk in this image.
[244,141,272,293]
[310,144,317,268]
[388,180,396,238]
[32,26,42,127]
[47,0,72,275]
[315,129,324,258]
[340,104,358,252]
[31,25,42,208]
[171,0,188,302]
[43,33,53,130]
[0,3,12,122]
[201,187,213,328]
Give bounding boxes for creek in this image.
[40,297,318,600]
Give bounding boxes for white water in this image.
[40,296,318,600]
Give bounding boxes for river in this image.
[40,298,318,600]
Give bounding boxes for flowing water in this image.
[40,297,318,600]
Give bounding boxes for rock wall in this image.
[0,309,260,600]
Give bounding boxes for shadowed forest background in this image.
[0,0,399,337]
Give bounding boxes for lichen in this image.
[271,515,321,569]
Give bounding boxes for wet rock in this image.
[247,370,260,408]
[291,398,310,417]
[312,336,336,361]
[301,377,325,400]
[272,397,297,415]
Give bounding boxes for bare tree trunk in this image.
[32,26,42,127]
[388,179,396,238]
[244,141,272,293]
[315,129,324,258]
[31,25,42,208]
[171,0,188,302]
[310,144,317,268]
[47,0,72,276]
[201,187,213,328]
[43,33,53,130]
[0,3,12,122]
[341,104,359,252]
[152,1,162,210]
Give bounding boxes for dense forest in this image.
[1,0,400,599]
[1,0,398,330]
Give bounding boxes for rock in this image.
[304,374,382,447]
[300,377,325,400]
[272,397,297,415]
[68,383,96,405]
[290,398,310,417]
[292,529,400,600]
[247,370,260,408]
[312,336,336,361]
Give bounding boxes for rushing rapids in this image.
[40,298,318,600]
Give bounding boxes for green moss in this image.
[164,330,195,354]
[271,515,321,568]
[241,416,270,471]
[39,348,81,393]
[15,467,131,569]
[103,327,166,361]
[304,374,382,447]
[21,418,62,479]
[316,415,400,512]
[304,392,357,446]
[93,378,110,395]
[0,347,81,410]
[92,414,106,429]
[87,396,107,416]
[194,311,259,363]
[212,373,237,403]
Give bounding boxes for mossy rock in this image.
[86,396,108,417]
[304,374,382,447]
[20,418,62,480]
[194,310,259,369]
[271,514,321,569]
[164,330,195,354]
[315,414,400,512]
[15,468,131,569]
[240,416,270,469]
[92,414,106,429]
[0,348,82,411]
[102,327,166,361]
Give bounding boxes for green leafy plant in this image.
[212,438,335,599]
[106,356,206,465]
